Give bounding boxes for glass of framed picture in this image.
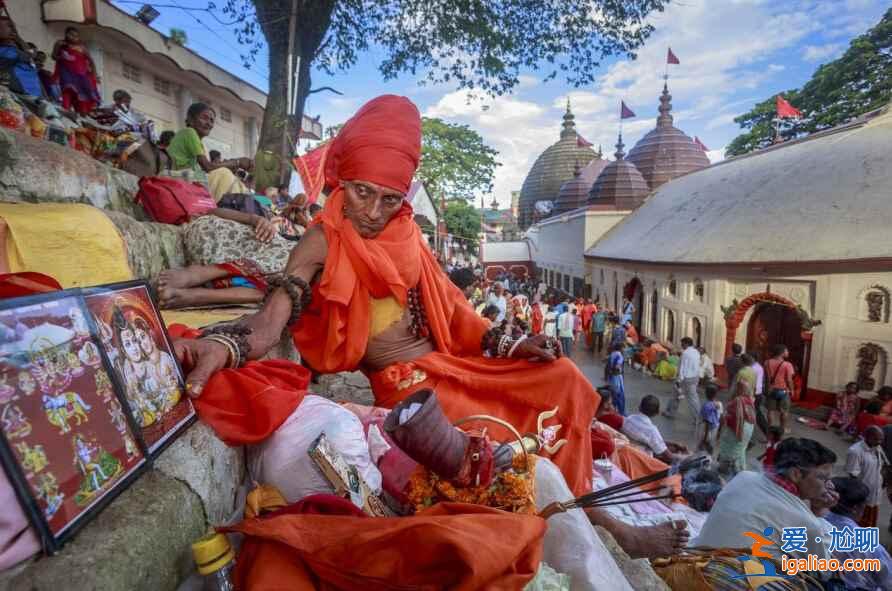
[82,281,195,455]
[0,291,147,552]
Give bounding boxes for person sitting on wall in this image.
[0,19,44,98]
[171,94,690,559]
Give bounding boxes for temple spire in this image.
[657,82,674,128]
[560,98,577,139]
[614,132,626,160]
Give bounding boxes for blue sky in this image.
[111,0,886,207]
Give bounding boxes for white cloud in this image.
[802,43,844,62]
[706,148,726,164]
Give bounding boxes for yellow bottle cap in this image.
[191,532,235,576]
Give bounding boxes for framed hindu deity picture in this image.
[82,281,195,456]
[0,291,147,552]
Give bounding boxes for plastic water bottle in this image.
[191,532,236,591]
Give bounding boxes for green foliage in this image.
[220,0,668,156]
[443,199,482,254]
[418,117,499,201]
[727,8,892,156]
[169,28,188,46]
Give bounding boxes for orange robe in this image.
[292,187,598,496]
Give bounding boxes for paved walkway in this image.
[566,344,891,546]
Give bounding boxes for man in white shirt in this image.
[486,282,507,323]
[558,307,576,357]
[664,337,701,427]
[694,438,837,561]
[845,426,889,527]
[622,395,687,463]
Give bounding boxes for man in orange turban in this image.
[174,95,688,568]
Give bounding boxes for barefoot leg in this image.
[159,265,233,290]
[159,286,263,309]
[585,507,689,559]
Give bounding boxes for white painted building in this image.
[8,0,321,158]
[585,106,892,399]
[527,206,629,297]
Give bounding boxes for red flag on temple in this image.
[667,47,680,65]
[292,141,331,204]
[620,101,636,119]
[693,136,709,151]
[577,134,593,148]
[776,95,801,119]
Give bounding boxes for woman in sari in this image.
[52,27,100,114]
[717,354,757,476]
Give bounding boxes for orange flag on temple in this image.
[776,95,802,119]
[292,141,331,204]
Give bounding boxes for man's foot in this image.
[602,518,690,559]
[158,268,197,290]
[158,286,202,309]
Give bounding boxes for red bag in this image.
[135,176,217,225]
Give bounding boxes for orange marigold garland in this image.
[406,452,537,515]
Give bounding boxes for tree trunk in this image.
[252,0,335,191]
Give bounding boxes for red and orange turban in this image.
[323,95,421,194]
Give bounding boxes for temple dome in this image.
[552,157,608,216]
[588,133,650,210]
[627,84,710,190]
[517,102,598,228]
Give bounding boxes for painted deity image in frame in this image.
[0,292,146,549]
[83,282,195,454]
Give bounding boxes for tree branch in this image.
[308,86,343,95]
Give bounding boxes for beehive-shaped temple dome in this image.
[552,156,608,216]
[517,103,597,228]
[588,133,650,210]
[627,84,710,190]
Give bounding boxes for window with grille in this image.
[122,62,142,83]
[154,77,171,96]
[694,280,705,302]
[220,108,232,123]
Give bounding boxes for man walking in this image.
[558,306,576,358]
[845,425,889,527]
[591,306,608,355]
[665,337,701,426]
[764,344,795,434]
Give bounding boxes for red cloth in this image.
[590,426,615,459]
[167,324,308,445]
[225,502,545,591]
[0,272,61,298]
[855,412,891,436]
[598,413,624,432]
[211,259,268,292]
[667,47,680,65]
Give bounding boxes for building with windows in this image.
[9,0,321,158]
[585,105,892,400]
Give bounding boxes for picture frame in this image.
[0,289,148,552]
[82,280,196,456]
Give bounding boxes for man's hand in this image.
[253,216,276,243]
[510,335,562,363]
[667,441,689,454]
[173,338,230,398]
